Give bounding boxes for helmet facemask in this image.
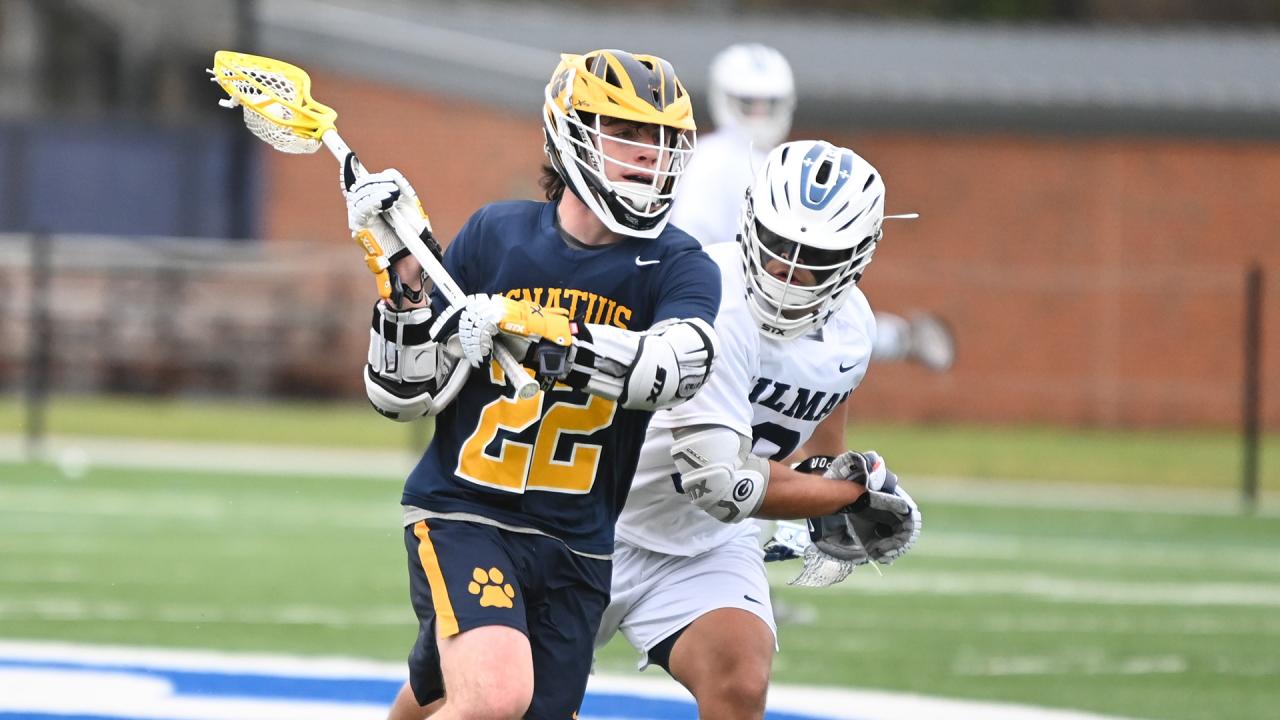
[711,92,796,150]
[557,106,694,231]
[542,51,697,239]
[741,188,879,339]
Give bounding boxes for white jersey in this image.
[614,243,877,556]
[668,130,764,247]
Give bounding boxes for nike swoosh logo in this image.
[635,257,661,266]
[743,594,762,605]
[839,362,858,372]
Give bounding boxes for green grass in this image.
[2,394,1276,489]
[2,459,1278,720]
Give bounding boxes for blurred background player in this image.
[671,42,955,372]
[596,140,921,720]
[346,49,721,720]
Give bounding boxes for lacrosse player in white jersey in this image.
[596,140,921,720]
[671,42,955,372]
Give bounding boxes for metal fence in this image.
[0,233,370,400]
[0,232,1271,434]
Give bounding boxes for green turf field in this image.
[1,396,1277,719]
[2,456,1277,720]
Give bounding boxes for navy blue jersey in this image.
[404,201,720,556]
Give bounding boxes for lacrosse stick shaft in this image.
[320,131,539,399]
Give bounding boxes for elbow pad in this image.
[671,426,770,523]
[365,301,467,420]
[568,317,717,411]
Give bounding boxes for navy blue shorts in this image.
[403,518,611,719]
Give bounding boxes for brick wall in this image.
[264,71,1279,430]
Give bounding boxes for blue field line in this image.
[0,658,399,703]
[1,715,129,720]
[0,658,834,720]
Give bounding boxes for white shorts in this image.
[595,531,778,669]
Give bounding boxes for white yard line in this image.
[3,434,1274,515]
[0,434,414,480]
[770,567,1280,607]
[0,640,1146,720]
[914,530,1280,575]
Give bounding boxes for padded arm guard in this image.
[564,318,717,411]
[671,425,769,523]
[365,301,468,421]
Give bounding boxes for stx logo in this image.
[646,366,668,404]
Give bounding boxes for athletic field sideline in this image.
[3,447,1278,720]
[2,395,1277,490]
[2,397,1277,718]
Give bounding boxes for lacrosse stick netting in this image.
[209,51,539,399]
[210,51,336,154]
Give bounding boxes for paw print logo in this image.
[468,567,516,609]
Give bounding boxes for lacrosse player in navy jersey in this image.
[343,49,719,720]
[596,140,921,720]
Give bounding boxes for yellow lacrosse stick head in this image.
[210,50,339,153]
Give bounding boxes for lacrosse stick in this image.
[209,50,539,400]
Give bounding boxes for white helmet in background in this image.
[709,43,796,150]
[741,140,884,339]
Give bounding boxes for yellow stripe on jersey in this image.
[413,521,459,637]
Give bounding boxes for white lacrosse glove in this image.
[906,312,955,372]
[853,482,921,564]
[872,312,955,372]
[365,300,468,420]
[443,293,576,370]
[763,520,810,562]
[828,450,892,492]
[453,294,503,368]
[816,450,922,565]
[342,164,438,306]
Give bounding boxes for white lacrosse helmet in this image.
[741,140,885,339]
[543,49,697,239]
[709,43,796,150]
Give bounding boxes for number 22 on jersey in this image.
[456,363,617,494]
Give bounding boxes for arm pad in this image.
[671,425,770,523]
[365,301,468,420]
[566,317,717,411]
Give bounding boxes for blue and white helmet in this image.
[741,140,885,339]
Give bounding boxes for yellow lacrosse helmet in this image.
[543,49,697,238]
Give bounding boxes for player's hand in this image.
[456,294,575,369]
[762,520,810,562]
[906,312,955,372]
[344,167,427,235]
[844,480,920,564]
[811,450,921,564]
[342,165,431,306]
[825,450,892,493]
